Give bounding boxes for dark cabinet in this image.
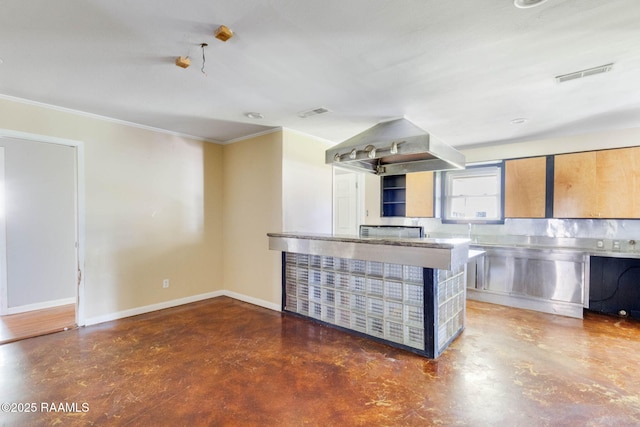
[381,173,434,218]
[589,256,640,318]
[381,175,406,217]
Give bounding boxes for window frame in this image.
[441,162,505,224]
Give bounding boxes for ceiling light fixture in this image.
[214,25,233,42]
[245,112,264,119]
[510,118,528,124]
[514,0,549,8]
[200,43,208,75]
[175,56,191,69]
[175,24,232,71]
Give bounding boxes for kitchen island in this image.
[267,232,470,358]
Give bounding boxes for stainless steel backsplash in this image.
[377,217,640,252]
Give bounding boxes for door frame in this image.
[0,148,6,315]
[332,167,365,235]
[0,129,85,326]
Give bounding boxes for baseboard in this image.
[467,289,584,319]
[83,290,280,326]
[5,297,76,315]
[221,290,281,312]
[83,291,225,326]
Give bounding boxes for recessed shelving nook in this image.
[381,175,406,217]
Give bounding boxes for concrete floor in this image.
[1,296,639,426]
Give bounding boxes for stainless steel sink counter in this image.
[471,241,640,259]
[413,221,640,318]
[467,234,640,256]
[466,242,589,318]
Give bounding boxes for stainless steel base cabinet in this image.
[468,246,587,318]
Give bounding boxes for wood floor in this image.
[1,296,639,426]
[0,304,76,345]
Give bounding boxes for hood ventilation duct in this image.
[326,118,465,176]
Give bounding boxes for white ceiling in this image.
[1,0,639,147]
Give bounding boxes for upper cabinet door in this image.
[596,146,640,218]
[554,147,640,219]
[504,157,547,218]
[554,151,597,218]
[406,171,434,218]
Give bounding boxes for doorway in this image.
[0,130,84,342]
[333,168,364,235]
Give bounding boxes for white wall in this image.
[463,127,640,163]
[1,138,76,310]
[364,173,381,225]
[282,129,333,233]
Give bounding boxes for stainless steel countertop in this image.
[470,242,640,259]
[267,232,469,249]
[468,249,486,260]
[267,232,470,270]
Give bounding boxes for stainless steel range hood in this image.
[325,118,465,176]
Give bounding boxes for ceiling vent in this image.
[298,107,331,118]
[555,63,613,83]
[514,0,549,8]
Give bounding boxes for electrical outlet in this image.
[613,240,621,251]
[162,279,170,288]
[596,240,604,249]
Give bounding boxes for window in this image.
[442,164,504,223]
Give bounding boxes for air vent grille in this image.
[555,63,613,83]
[298,107,331,118]
[514,0,549,8]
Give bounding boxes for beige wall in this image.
[222,131,283,306]
[0,96,336,320]
[0,97,224,322]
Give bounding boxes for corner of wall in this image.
[221,131,284,306]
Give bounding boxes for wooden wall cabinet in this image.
[504,157,547,218]
[596,147,640,218]
[553,151,597,218]
[554,147,640,218]
[381,172,434,217]
[406,171,434,218]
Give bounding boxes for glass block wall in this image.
[435,268,466,353]
[283,252,467,357]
